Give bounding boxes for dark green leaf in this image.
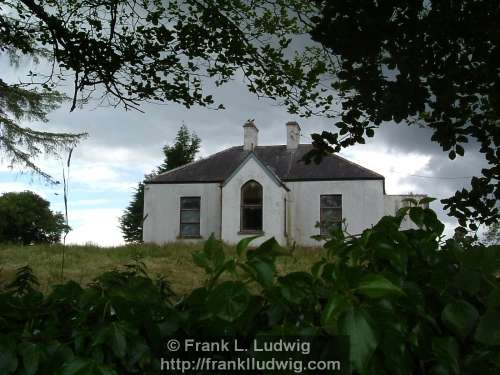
[432,337,459,374]
[419,197,436,205]
[356,274,405,299]
[453,270,482,295]
[474,309,500,346]
[109,323,127,359]
[192,251,210,271]
[409,207,425,227]
[236,235,261,257]
[321,294,351,334]
[248,259,275,288]
[338,307,378,373]
[207,281,251,322]
[441,300,479,340]
[20,342,40,375]
[203,233,225,269]
[58,358,117,375]
[0,335,17,374]
[486,288,500,309]
[247,237,287,261]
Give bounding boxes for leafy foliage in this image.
[0,191,69,244]
[483,222,500,246]
[156,124,201,174]
[2,0,317,110]
[2,0,498,230]
[119,125,200,243]
[1,0,315,180]
[306,0,500,229]
[1,204,500,374]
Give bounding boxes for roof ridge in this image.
[153,146,240,178]
[149,143,386,184]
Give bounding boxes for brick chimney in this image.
[286,121,301,150]
[243,119,258,151]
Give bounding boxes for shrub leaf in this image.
[356,274,405,299]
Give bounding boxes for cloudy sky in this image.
[0,55,487,246]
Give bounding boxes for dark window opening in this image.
[180,197,200,237]
[241,180,263,232]
[320,195,342,235]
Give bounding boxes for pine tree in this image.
[119,125,200,243]
[0,80,86,182]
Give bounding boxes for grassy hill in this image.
[0,242,323,295]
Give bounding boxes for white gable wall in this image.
[143,183,221,244]
[221,157,287,246]
[287,180,385,247]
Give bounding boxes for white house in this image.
[143,121,424,247]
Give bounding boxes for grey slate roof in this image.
[147,144,384,184]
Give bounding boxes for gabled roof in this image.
[147,144,384,184]
[221,153,290,191]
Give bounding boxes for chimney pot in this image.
[286,121,301,150]
[243,119,258,150]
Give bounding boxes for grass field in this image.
[0,242,324,295]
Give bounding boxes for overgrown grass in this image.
[0,242,323,295]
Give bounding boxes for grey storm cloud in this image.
[1,53,489,234]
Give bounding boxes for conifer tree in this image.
[119,125,200,243]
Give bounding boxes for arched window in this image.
[241,180,263,232]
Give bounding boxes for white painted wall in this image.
[221,157,287,246]
[143,183,221,244]
[143,171,426,246]
[286,180,385,247]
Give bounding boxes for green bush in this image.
[0,191,68,245]
[0,203,499,374]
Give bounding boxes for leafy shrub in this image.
[0,191,68,245]
[0,203,499,374]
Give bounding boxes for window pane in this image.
[181,197,200,209]
[242,181,262,205]
[320,221,341,235]
[180,223,200,236]
[181,210,200,223]
[321,195,341,207]
[320,209,342,235]
[242,207,262,231]
[322,208,342,222]
[320,195,342,236]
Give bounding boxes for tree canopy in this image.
[306,0,500,229]
[0,0,316,180]
[1,0,498,229]
[0,190,68,244]
[119,124,200,243]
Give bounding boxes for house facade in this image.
[143,121,424,247]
